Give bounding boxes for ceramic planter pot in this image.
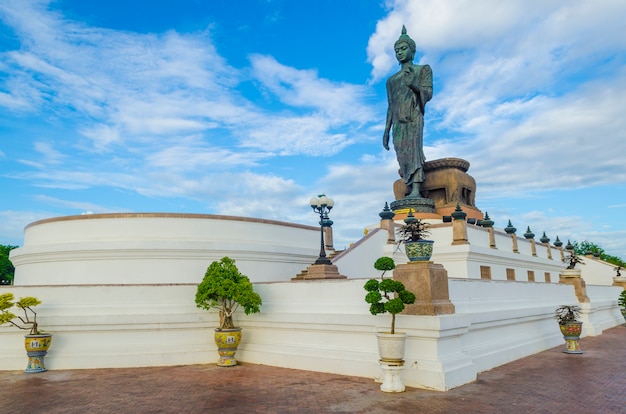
[214,328,242,366]
[404,240,434,261]
[376,332,407,362]
[559,322,583,354]
[24,334,53,373]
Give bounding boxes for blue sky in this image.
[1,0,625,258]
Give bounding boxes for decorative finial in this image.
[540,232,550,244]
[554,236,563,247]
[451,203,467,221]
[504,219,516,234]
[404,209,417,224]
[379,202,395,220]
[480,212,494,228]
[524,226,535,240]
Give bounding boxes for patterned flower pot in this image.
[404,240,434,261]
[559,322,583,354]
[24,334,52,373]
[214,328,243,366]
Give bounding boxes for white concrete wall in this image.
[333,228,391,280]
[10,214,320,285]
[1,280,622,390]
[580,255,620,286]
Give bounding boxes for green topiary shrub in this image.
[364,257,415,334]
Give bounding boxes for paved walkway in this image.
[1,325,625,414]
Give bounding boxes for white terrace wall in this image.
[0,280,622,391]
[10,214,320,285]
[580,255,621,286]
[364,222,566,284]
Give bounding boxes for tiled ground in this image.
[1,325,624,414]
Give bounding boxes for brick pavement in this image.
[1,325,624,414]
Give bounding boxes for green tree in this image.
[0,245,18,285]
[572,241,626,267]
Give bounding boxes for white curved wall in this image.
[10,213,320,285]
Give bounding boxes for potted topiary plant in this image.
[554,305,583,354]
[195,257,262,367]
[0,292,52,372]
[364,257,416,393]
[364,257,416,358]
[397,210,432,261]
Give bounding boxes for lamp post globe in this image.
[310,194,333,265]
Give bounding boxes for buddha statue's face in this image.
[394,41,414,64]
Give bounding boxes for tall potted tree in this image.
[0,292,52,372]
[195,257,262,366]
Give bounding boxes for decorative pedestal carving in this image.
[393,262,455,315]
[379,361,405,393]
[391,158,483,220]
[292,263,347,280]
[559,269,590,303]
[390,196,436,214]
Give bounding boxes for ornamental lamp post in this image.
[310,194,334,265]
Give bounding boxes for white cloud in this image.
[250,54,375,123]
[241,114,353,156]
[32,195,117,214]
[33,141,65,165]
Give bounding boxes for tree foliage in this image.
[0,292,43,334]
[572,241,626,267]
[195,257,262,330]
[364,257,416,334]
[0,245,18,285]
[618,291,626,311]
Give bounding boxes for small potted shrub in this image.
[554,305,583,354]
[397,210,432,261]
[195,257,262,366]
[0,292,52,372]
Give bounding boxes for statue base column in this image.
[559,269,590,303]
[393,261,455,315]
[292,263,347,280]
[390,196,435,215]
